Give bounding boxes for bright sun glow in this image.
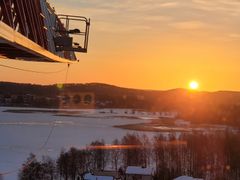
[189,81,199,90]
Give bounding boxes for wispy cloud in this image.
[51,0,240,38]
[94,21,151,33]
[169,21,207,30]
[159,2,179,8]
[142,15,173,22]
[191,0,240,15]
[229,33,240,39]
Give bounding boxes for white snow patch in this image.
[174,175,203,180]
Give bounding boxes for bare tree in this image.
[19,153,56,180]
[111,139,122,171]
[140,134,151,167]
[121,133,144,167]
[88,139,107,170]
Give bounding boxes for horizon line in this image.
[0,80,239,93]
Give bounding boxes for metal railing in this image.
[55,14,90,53]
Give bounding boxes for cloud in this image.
[142,15,172,22]
[159,2,179,8]
[94,21,151,33]
[52,0,177,34]
[229,33,240,39]
[191,0,240,15]
[169,21,207,30]
[51,0,239,37]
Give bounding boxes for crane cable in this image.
[0,63,71,177]
[0,63,68,74]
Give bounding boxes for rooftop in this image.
[126,166,154,176]
[174,176,204,180]
[84,173,114,180]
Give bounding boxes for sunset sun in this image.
[189,81,199,90]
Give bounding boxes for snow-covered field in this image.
[0,107,157,180]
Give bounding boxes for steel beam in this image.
[0,21,72,63]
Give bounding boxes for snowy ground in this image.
[0,107,157,180]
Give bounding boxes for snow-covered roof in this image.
[84,173,114,180]
[126,166,153,175]
[174,176,203,180]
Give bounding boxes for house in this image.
[92,170,120,179]
[83,172,114,180]
[125,166,154,180]
[174,176,203,180]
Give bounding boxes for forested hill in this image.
[1,81,240,110]
[1,81,240,126]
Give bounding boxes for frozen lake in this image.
[0,107,157,180]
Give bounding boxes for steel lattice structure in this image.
[0,0,90,63]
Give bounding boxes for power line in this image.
[0,65,71,177]
[0,120,58,176]
[0,63,68,74]
[64,63,70,82]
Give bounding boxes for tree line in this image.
[18,131,240,180]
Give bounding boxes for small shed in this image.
[125,166,154,180]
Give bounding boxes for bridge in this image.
[0,0,90,63]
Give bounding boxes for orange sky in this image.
[0,0,240,91]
